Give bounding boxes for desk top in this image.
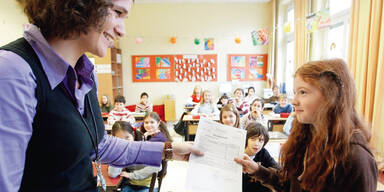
[264,113,288,121]
[182,115,220,122]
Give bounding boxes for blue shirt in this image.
[0,24,163,191]
[273,103,293,114]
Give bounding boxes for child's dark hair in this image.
[140,92,149,98]
[250,98,265,111]
[248,86,255,93]
[141,112,173,142]
[245,122,269,147]
[112,121,143,141]
[219,104,240,128]
[220,94,229,100]
[114,95,126,104]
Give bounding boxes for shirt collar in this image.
[23,24,94,89]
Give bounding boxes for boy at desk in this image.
[108,95,135,125]
[135,92,153,113]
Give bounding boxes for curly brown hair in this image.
[17,0,113,39]
[280,59,370,191]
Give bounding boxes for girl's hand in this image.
[120,171,129,179]
[171,142,204,161]
[234,154,260,174]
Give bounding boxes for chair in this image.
[114,160,168,192]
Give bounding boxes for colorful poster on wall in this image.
[156,57,170,67]
[251,28,269,46]
[156,69,171,80]
[257,56,264,66]
[135,57,150,68]
[135,69,150,80]
[249,56,257,67]
[249,68,264,79]
[231,68,245,80]
[231,56,246,67]
[204,38,214,50]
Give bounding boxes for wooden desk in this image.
[182,115,219,141]
[264,113,288,131]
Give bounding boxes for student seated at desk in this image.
[108,95,135,126]
[100,95,113,114]
[243,122,279,192]
[273,94,293,114]
[240,98,268,129]
[141,112,172,142]
[191,90,220,117]
[186,85,202,105]
[244,86,260,105]
[135,92,153,113]
[217,93,229,109]
[108,121,162,192]
[264,85,280,105]
[232,88,250,117]
[219,104,240,128]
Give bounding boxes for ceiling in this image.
[136,0,270,3]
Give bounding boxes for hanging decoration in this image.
[204,38,214,50]
[135,37,143,44]
[251,28,269,46]
[194,38,200,45]
[234,37,241,44]
[169,36,177,44]
[283,22,291,33]
[306,8,331,33]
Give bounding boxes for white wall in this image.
[0,1,28,46]
[121,2,273,118]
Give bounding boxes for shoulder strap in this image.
[1,38,47,119]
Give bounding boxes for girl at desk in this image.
[141,112,172,142]
[108,121,162,192]
[187,85,202,105]
[100,95,113,114]
[235,59,377,192]
[244,87,260,105]
[232,88,250,117]
[243,122,279,192]
[240,98,268,129]
[191,90,220,117]
[219,104,240,128]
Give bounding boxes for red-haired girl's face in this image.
[292,76,323,125]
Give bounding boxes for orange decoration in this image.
[235,37,241,44]
[170,37,177,44]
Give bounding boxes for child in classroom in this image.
[232,88,250,117]
[219,104,240,128]
[187,85,202,105]
[191,90,220,117]
[216,93,229,109]
[135,92,153,113]
[100,95,113,114]
[264,85,280,104]
[107,121,162,192]
[141,112,173,142]
[244,87,260,105]
[243,122,279,192]
[107,95,136,125]
[240,98,268,129]
[273,94,293,114]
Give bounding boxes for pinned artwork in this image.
[156,69,171,80]
[136,69,150,80]
[251,28,269,46]
[156,57,170,67]
[204,38,214,50]
[173,54,217,82]
[227,54,268,81]
[135,57,150,68]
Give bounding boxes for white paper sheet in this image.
[186,118,246,192]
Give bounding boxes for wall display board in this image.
[132,54,217,82]
[227,54,268,81]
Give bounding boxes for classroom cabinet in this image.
[89,48,123,101]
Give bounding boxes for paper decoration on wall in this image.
[136,69,150,80]
[235,37,241,44]
[283,22,291,33]
[173,54,217,82]
[231,68,245,80]
[251,28,269,46]
[227,54,268,81]
[317,8,331,29]
[156,69,171,80]
[231,56,246,67]
[135,37,143,44]
[204,38,214,50]
[156,57,170,67]
[194,38,200,45]
[170,37,177,44]
[135,57,150,68]
[306,8,331,33]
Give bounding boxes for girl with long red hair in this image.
[235,59,378,192]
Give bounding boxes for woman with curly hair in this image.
[235,59,378,192]
[0,0,202,191]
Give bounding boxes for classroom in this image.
[0,0,383,192]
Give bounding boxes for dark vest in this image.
[1,38,105,192]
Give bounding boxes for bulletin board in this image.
[132,54,217,82]
[227,54,268,81]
